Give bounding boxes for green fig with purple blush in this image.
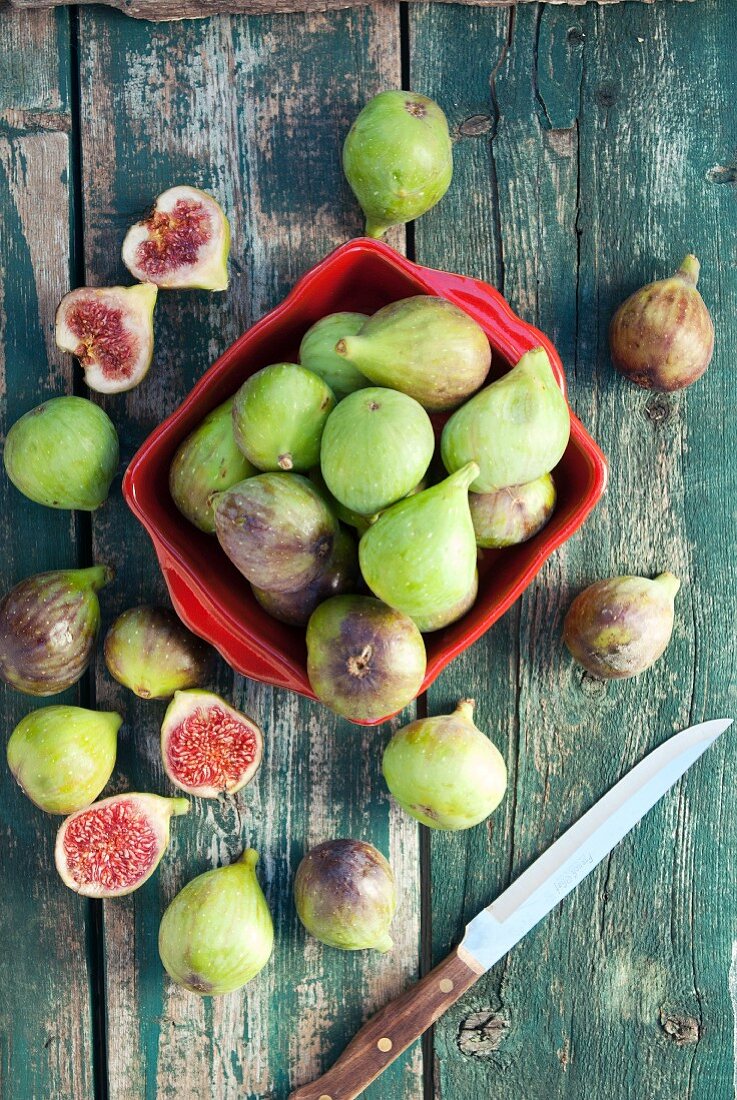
[104,606,213,699]
[563,572,680,680]
[470,473,556,549]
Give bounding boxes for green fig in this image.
[563,572,680,680]
[412,570,478,633]
[232,364,335,472]
[213,473,338,593]
[320,387,434,516]
[299,312,370,397]
[382,699,507,830]
[4,396,119,510]
[252,527,359,626]
[306,595,426,723]
[609,255,715,392]
[159,849,274,995]
[104,606,213,699]
[336,296,491,412]
[294,839,397,952]
[441,347,570,493]
[470,473,557,549]
[7,705,121,814]
[358,463,479,626]
[169,399,256,533]
[342,90,453,239]
[0,565,113,696]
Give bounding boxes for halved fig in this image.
[55,792,189,898]
[122,185,230,291]
[160,689,263,799]
[55,283,157,394]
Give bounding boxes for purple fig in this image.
[0,565,113,696]
[609,255,714,392]
[105,606,213,699]
[306,595,426,722]
[294,839,396,951]
[213,473,337,593]
[563,572,680,680]
[470,473,556,549]
[252,527,359,626]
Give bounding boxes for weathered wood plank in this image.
[0,10,97,1100]
[8,0,687,24]
[412,0,737,1096]
[76,7,422,1097]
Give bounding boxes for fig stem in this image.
[348,644,374,678]
[238,848,260,869]
[654,572,681,601]
[677,254,700,285]
[365,220,390,239]
[77,564,115,591]
[455,699,476,721]
[169,798,190,816]
[374,932,394,952]
[451,461,481,490]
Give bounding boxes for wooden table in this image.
[1,1,736,1097]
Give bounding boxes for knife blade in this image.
[289,718,732,1100]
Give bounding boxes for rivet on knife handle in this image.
[287,948,481,1100]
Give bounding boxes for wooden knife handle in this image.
[288,948,482,1100]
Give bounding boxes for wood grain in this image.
[0,9,97,1100]
[411,0,737,1097]
[6,0,689,22]
[75,6,420,1098]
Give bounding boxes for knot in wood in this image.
[567,27,585,44]
[579,670,608,698]
[457,1011,509,1057]
[458,115,493,138]
[644,393,672,425]
[595,84,618,109]
[660,1010,700,1046]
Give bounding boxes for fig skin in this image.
[294,839,396,952]
[336,296,490,412]
[299,312,370,397]
[159,849,274,995]
[0,565,113,696]
[252,527,359,626]
[358,463,479,627]
[213,473,338,593]
[320,387,435,516]
[382,699,507,830]
[343,90,453,239]
[104,606,214,699]
[169,398,256,533]
[609,255,714,392]
[7,705,121,814]
[4,396,119,511]
[55,283,158,395]
[122,185,231,291]
[413,569,478,633]
[441,347,570,493]
[470,473,556,549]
[306,595,426,723]
[563,572,680,680]
[55,792,189,898]
[160,689,263,798]
[232,363,335,472]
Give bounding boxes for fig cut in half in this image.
[55,284,157,394]
[122,185,231,291]
[55,792,189,898]
[160,690,263,799]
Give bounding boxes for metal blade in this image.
[461,718,732,972]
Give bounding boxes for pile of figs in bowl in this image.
[124,237,608,725]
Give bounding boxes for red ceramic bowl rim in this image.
[124,238,608,720]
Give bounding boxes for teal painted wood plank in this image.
[0,10,97,1100]
[75,8,422,1098]
[411,0,737,1096]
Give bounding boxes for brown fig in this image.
[609,255,714,392]
[563,572,680,680]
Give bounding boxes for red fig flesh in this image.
[160,690,263,798]
[122,186,230,291]
[609,255,714,392]
[55,284,157,394]
[55,792,189,897]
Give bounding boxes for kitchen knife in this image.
[289,717,732,1100]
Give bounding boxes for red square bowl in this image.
[123,238,607,723]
